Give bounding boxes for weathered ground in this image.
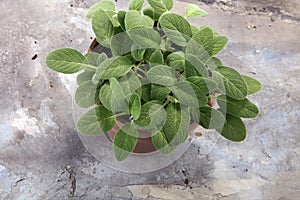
[0,0,299,199]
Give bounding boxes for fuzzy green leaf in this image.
[113,124,138,161]
[152,131,177,154]
[110,32,133,56]
[129,93,141,120]
[217,114,246,142]
[147,65,176,87]
[82,53,108,71]
[242,75,262,95]
[217,95,259,118]
[166,52,185,71]
[131,44,146,61]
[169,81,199,108]
[150,49,164,66]
[125,10,154,30]
[212,35,228,56]
[159,13,192,46]
[187,76,218,94]
[118,71,142,97]
[199,106,225,129]
[77,71,95,86]
[143,5,162,20]
[189,82,209,107]
[110,78,129,113]
[129,0,144,11]
[191,27,214,56]
[148,0,173,13]
[128,28,161,48]
[117,10,126,30]
[216,66,248,100]
[99,83,112,110]
[92,9,115,47]
[75,80,100,108]
[185,4,208,18]
[134,101,166,129]
[86,0,115,19]
[95,56,133,80]
[151,84,170,101]
[46,48,85,74]
[185,54,209,77]
[163,103,190,146]
[77,106,115,135]
[140,83,152,102]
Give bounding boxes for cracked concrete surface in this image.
[0,0,300,199]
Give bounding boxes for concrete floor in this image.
[0,0,300,199]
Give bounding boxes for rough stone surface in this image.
[0,0,300,199]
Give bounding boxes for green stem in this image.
[136,67,146,75]
[81,63,97,70]
[114,112,127,118]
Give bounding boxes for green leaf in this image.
[128,28,161,48]
[185,54,209,77]
[186,36,216,70]
[152,131,177,154]
[159,13,192,46]
[163,103,190,146]
[140,83,152,102]
[212,35,228,56]
[125,10,154,30]
[216,66,248,100]
[189,82,209,107]
[151,84,170,101]
[148,0,173,13]
[134,101,166,129]
[129,0,144,11]
[92,9,115,47]
[166,52,185,71]
[129,93,141,120]
[217,114,246,142]
[99,83,112,110]
[131,44,146,61]
[185,4,208,18]
[191,27,214,56]
[110,78,129,113]
[118,71,142,97]
[110,31,133,56]
[212,57,223,67]
[117,10,126,30]
[199,106,225,129]
[150,49,164,66]
[77,71,95,86]
[95,56,133,80]
[187,76,218,94]
[75,80,100,108]
[169,81,199,108]
[147,65,176,87]
[217,95,259,118]
[46,48,85,74]
[83,52,108,69]
[143,5,162,21]
[113,123,138,161]
[77,106,115,135]
[242,75,262,95]
[86,0,115,19]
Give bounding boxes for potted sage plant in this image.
[46,0,262,161]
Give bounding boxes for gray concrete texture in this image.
[0,0,300,199]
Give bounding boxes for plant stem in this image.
[136,67,146,75]
[114,112,127,118]
[81,63,97,70]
